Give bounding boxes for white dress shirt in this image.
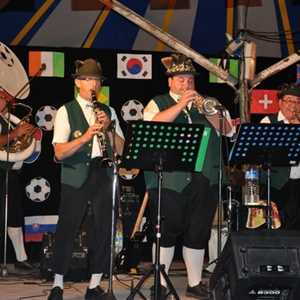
[52,95,124,158]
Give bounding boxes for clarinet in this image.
[90,90,110,161]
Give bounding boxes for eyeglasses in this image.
[282,98,300,105]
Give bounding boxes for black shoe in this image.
[186,282,209,299]
[15,260,34,270]
[150,285,167,300]
[48,287,63,300]
[85,286,105,300]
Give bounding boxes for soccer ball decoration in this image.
[121,99,144,122]
[35,105,57,131]
[25,177,51,203]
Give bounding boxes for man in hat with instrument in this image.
[143,53,234,299]
[0,93,36,271]
[261,83,300,230]
[48,58,124,300]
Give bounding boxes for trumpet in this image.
[192,94,224,116]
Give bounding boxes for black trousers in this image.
[274,178,300,230]
[52,160,114,275]
[148,173,218,249]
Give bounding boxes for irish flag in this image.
[28,51,65,77]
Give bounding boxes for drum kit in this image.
[225,165,281,230]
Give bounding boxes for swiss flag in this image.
[250,89,279,114]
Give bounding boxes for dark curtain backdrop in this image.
[8,45,297,236]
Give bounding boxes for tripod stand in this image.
[127,156,179,300]
[121,121,207,300]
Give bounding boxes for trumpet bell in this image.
[193,95,223,116]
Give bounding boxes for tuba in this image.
[0,103,36,162]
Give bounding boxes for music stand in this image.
[121,121,210,300]
[229,123,300,229]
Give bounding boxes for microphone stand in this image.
[101,121,119,300]
[0,63,46,277]
[1,101,13,277]
[217,108,225,259]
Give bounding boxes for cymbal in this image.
[0,42,29,100]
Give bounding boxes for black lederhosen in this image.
[52,159,114,275]
[274,178,300,230]
[148,173,218,249]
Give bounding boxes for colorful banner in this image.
[28,51,64,77]
[24,215,58,242]
[250,89,279,114]
[209,58,239,83]
[117,54,152,79]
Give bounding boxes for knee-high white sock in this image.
[152,244,175,287]
[89,273,103,289]
[182,246,205,287]
[53,274,64,289]
[7,227,27,262]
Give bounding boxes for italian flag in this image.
[28,51,65,77]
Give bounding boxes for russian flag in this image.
[24,215,58,242]
[28,51,65,77]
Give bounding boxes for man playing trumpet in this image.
[143,53,234,299]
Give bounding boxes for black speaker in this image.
[209,230,300,300]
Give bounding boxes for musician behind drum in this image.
[0,93,36,270]
[260,83,300,230]
[143,53,234,299]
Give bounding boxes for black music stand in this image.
[121,121,210,300]
[229,123,300,229]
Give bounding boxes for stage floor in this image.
[0,261,210,300]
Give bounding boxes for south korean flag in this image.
[117,54,152,79]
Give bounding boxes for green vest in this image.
[61,100,93,188]
[0,116,15,170]
[144,93,220,192]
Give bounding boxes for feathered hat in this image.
[161,53,197,77]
